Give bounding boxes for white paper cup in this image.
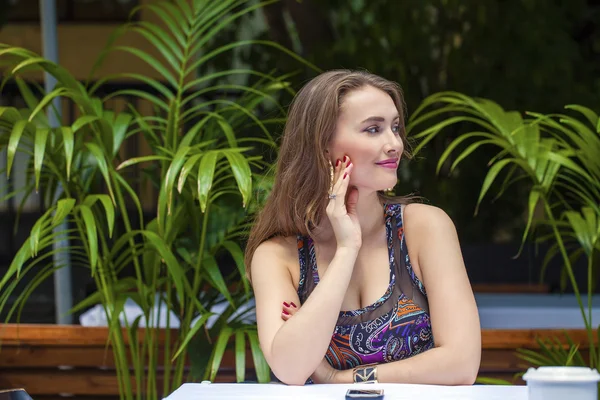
[523,366,600,400]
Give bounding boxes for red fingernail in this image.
[291,302,297,308]
[283,302,290,307]
[335,159,341,167]
[348,162,352,167]
[343,155,348,162]
[282,310,289,315]
[343,172,348,179]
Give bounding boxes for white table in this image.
[165,382,528,400]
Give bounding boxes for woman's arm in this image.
[333,346,479,385]
[253,157,362,385]
[332,204,481,385]
[251,239,358,385]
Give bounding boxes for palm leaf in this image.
[203,254,234,306]
[435,132,498,174]
[0,0,311,398]
[84,142,116,203]
[235,330,246,382]
[223,151,252,207]
[247,329,270,383]
[172,311,213,361]
[197,151,219,212]
[58,127,75,179]
[565,105,598,127]
[475,377,512,385]
[220,240,250,295]
[33,128,50,190]
[83,195,116,238]
[177,153,203,193]
[78,204,99,274]
[7,120,35,176]
[112,46,177,88]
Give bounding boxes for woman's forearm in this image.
[268,247,358,385]
[334,346,481,385]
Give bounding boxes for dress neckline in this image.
[307,204,397,316]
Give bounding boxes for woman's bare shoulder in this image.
[402,203,457,280]
[251,235,301,282]
[254,235,298,260]
[403,203,454,231]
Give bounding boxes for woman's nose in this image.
[385,131,403,154]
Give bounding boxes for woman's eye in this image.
[365,126,380,134]
[364,124,401,135]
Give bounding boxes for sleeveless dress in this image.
[296,203,435,378]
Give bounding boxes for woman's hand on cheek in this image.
[326,155,362,251]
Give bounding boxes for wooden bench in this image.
[479,329,594,383]
[0,324,595,399]
[472,283,550,294]
[0,324,254,400]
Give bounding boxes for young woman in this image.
[244,70,481,386]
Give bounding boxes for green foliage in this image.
[408,91,600,377]
[408,92,600,288]
[516,333,585,368]
[474,377,513,385]
[0,0,316,398]
[204,0,600,242]
[477,332,586,386]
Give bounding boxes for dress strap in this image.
[296,235,308,296]
[296,235,318,304]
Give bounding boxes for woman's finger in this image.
[330,157,349,193]
[330,157,343,193]
[283,302,297,313]
[331,159,353,204]
[281,301,298,321]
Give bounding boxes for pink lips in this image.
[376,158,399,169]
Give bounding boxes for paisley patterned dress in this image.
[296,203,434,374]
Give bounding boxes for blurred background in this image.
[0,0,599,322]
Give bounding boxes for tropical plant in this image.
[475,334,584,386]
[203,0,600,244]
[0,0,316,399]
[407,92,600,374]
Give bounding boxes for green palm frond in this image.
[409,92,600,373]
[0,0,319,398]
[516,333,586,368]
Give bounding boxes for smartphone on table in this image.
[345,389,384,400]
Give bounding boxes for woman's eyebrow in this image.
[360,115,400,124]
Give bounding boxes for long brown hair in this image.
[244,70,414,281]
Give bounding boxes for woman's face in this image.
[327,85,404,192]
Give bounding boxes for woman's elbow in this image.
[263,344,312,385]
[455,354,481,385]
[280,377,308,386]
[455,368,478,386]
[439,344,480,385]
[272,369,309,386]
